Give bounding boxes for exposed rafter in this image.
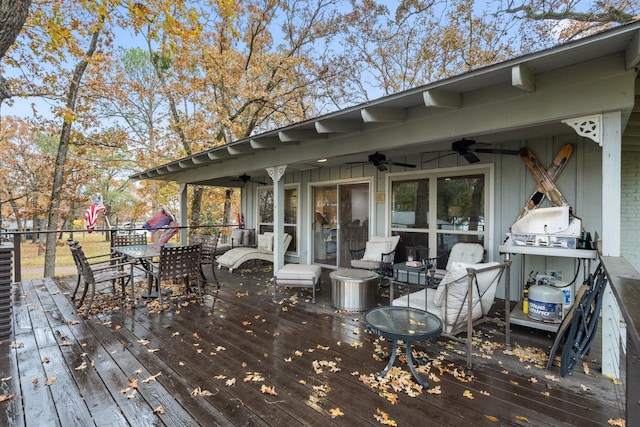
[423,89,462,108]
[512,64,536,92]
[360,107,406,123]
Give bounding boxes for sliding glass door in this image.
[312,182,369,267]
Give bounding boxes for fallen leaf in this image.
[129,378,138,388]
[374,408,398,426]
[44,376,56,386]
[213,375,226,379]
[580,384,591,392]
[427,386,441,395]
[583,362,591,376]
[0,393,15,402]
[171,332,180,337]
[153,406,165,414]
[463,390,474,399]
[137,339,150,346]
[515,415,529,422]
[59,341,72,347]
[126,389,137,399]
[260,384,278,395]
[74,362,87,371]
[32,377,38,385]
[0,376,11,381]
[142,372,162,383]
[484,415,499,422]
[329,407,344,418]
[544,374,560,382]
[225,378,236,387]
[147,348,160,353]
[608,418,626,426]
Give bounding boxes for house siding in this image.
[621,150,640,271]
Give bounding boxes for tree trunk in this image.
[43,22,103,277]
[0,0,32,101]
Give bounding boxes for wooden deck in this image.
[0,265,626,426]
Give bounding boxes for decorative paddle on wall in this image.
[232,173,268,185]
[347,152,417,171]
[451,139,520,164]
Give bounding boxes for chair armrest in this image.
[349,247,365,260]
[91,259,135,273]
[422,254,447,270]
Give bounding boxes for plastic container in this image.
[528,285,564,323]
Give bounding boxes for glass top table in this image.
[365,306,443,388]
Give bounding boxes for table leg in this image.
[405,341,430,389]
[375,340,430,389]
[378,340,398,379]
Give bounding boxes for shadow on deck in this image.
[0,263,626,426]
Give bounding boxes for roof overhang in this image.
[130,22,640,186]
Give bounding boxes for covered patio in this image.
[0,266,624,426]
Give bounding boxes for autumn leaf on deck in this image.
[484,414,499,422]
[284,357,292,362]
[225,378,236,387]
[427,385,441,394]
[137,339,150,346]
[544,374,560,382]
[608,418,626,426]
[147,348,160,353]
[44,376,56,386]
[242,321,252,326]
[540,391,550,397]
[129,378,139,388]
[0,376,10,382]
[32,378,38,385]
[153,406,165,414]
[236,290,249,298]
[192,332,200,340]
[350,342,363,348]
[213,374,226,379]
[463,390,474,399]
[583,362,591,375]
[59,341,72,347]
[480,390,490,396]
[126,389,137,399]
[74,362,87,371]
[294,350,303,357]
[374,408,398,426]
[260,384,278,395]
[171,332,180,337]
[142,372,162,383]
[0,393,15,402]
[329,408,344,418]
[515,415,529,422]
[42,357,50,364]
[312,384,331,397]
[244,372,264,382]
[67,320,80,325]
[191,386,214,397]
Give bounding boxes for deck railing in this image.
[0,225,236,283]
[600,255,639,425]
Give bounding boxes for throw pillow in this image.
[257,234,274,251]
[433,262,469,307]
[362,241,390,261]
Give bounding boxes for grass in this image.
[17,232,112,280]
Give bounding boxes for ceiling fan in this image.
[232,173,268,185]
[451,138,520,164]
[347,151,417,171]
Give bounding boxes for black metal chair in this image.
[147,244,203,310]
[189,233,219,285]
[68,241,135,315]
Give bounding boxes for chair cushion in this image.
[275,264,321,283]
[230,228,244,245]
[257,234,274,251]
[242,229,254,246]
[446,243,484,270]
[351,259,383,270]
[362,241,390,261]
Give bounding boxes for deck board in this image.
[0,266,626,426]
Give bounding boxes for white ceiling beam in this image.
[207,150,233,160]
[625,30,640,68]
[512,64,536,92]
[360,107,406,123]
[314,119,361,133]
[227,141,254,155]
[278,129,325,142]
[250,137,280,149]
[423,89,462,108]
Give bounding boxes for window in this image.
[257,185,298,253]
[389,167,490,262]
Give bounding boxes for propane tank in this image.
[527,285,564,323]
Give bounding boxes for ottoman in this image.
[274,264,322,303]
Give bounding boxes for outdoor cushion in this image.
[229,228,244,246]
[257,233,273,251]
[362,241,390,261]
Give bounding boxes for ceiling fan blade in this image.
[389,161,416,168]
[461,151,481,163]
[474,148,520,155]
